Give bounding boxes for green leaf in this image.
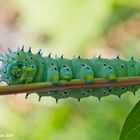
[119,100,140,140]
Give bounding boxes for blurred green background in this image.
[0,0,140,140]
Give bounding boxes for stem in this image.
[0,76,140,95]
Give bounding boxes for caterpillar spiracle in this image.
[0,46,139,102]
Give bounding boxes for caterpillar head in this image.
[7,61,22,79]
[6,61,37,84]
[21,63,37,83]
[60,65,73,80]
[0,47,38,85]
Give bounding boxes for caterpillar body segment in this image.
[90,57,116,98]
[56,58,73,81]
[71,58,94,84]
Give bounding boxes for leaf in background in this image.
[119,100,140,140]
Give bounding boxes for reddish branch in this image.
[0,76,140,96]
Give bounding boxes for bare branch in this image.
[0,76,140,96]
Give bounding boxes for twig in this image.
[0,76,140,96]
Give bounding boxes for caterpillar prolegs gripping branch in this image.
[0,46,140,103]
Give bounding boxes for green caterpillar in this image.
[0,46,139,102]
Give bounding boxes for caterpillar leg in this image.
[128,85,139,96]
[91,87,111,101]
[110,86,127,98]
[25,93,30,99]
[48,90,70,103]
[69,89,92,101]
[38,89,71,103]
[38,95,42,102]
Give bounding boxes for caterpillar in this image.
[0,46,139,103]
